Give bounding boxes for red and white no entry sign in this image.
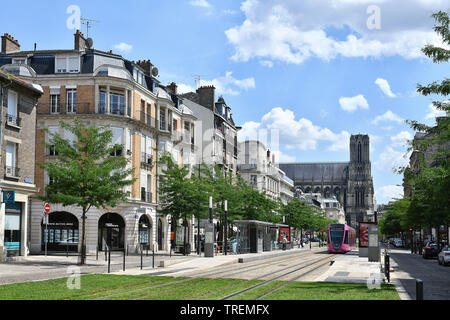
[44,203,51,213]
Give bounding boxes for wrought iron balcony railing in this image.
[6,114,21,127]
[140,191,153,203]
[5,166,20,178]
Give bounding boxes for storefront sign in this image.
[3,190,15,204]
[24,177,33,184]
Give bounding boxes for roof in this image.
[279,162,349,181]
[0,69,43,94]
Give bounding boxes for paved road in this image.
[389,248,450,300]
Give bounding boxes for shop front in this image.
[138,215,152,249]
[4,203,22,257]
[98,213,125,251]
[41,211,79,252]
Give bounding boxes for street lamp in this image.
[224,200,228,256]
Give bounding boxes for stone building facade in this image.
[0,31,199,254]
[0,69,42,260]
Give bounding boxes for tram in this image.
[327,224,356,253]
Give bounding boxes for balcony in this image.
[237,164,258,172]
[141,152,153,168]
[137,111,158,128]
[38,103,91,115]
[140,190,153,203]
[5,166,20,178]
[6,114,21,128]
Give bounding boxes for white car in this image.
[438,245,450,266]
[392,238,404,248]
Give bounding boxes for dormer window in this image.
[55,56,79,73]
[12,58,26,65]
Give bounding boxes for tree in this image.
[39,120,135,265]
[403,11,450,244]
[158,153,205,255]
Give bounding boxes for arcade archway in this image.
[98,213,125,251]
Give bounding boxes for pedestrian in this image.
[282,235,287,251]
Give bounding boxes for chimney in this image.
[74,30,86,51]
[197,85,215,111]
[166,82,177,95]
[136,60,153,77]
[267,150,271,161]
[1,33,20,54]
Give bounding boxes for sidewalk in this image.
[314,250,383,284]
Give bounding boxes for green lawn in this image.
[0,274,400,300]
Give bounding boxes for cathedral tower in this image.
[346,134,374,228]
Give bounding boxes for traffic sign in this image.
[44,203,51,213]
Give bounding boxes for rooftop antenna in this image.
[80,17,100,38]
[191,74,209,89]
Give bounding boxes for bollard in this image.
[66,243,69,258]
[96,245,98,261]
[416,279,423,300]
[152,248,155,269]
[105,246,107,262]
[146,246,149,257]
[108,248,111,274]
[123,249,126,272]
[385,253,390,283]
[140,245,143,270]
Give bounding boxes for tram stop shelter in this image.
[233,220,290,254]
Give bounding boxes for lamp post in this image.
[224,200,228,256]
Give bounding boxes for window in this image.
[66,89,77,113]
[99,91,106,114]
[50,94,60,114]
[110,127,124,156]
[55,56,79,73]
[12,58,26,64]
[48,126,59,156]
[64,128,77,148]
[250,175,257,186]
[110,92,125,115]
[7,90,19,126]
[5,142,18,177]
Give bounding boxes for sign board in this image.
[44,203,51,213]
[359,223,371,248]
[3,190,15,204]
[279,227,290,242]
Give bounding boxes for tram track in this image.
[94,249,329,300]
[220,254,338,300]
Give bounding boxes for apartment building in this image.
[237,140,294,203]
[181,87,238,174]
[0,31,197,254]
[0,69,42,260]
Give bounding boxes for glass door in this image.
[67,89,77,113]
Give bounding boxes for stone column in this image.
[94,84,99,113]
[165,108,168,131]
[124,89,128,117]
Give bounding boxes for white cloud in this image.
[391,131,413,148]
[238,107,351,152]
[199,71,255,96]
[375,78,397,98]
[225,0,449,65]
[113,42,133,53]
[372,110,403,125]
[376,185,404,204]
[224,9,238,15]
[339,95,369,112]
[375,146,410,172]
[425,103,447,120]
[177,83,196,94]
[259,60,274,68]
[189,0,211,8]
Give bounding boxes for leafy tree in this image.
[158,153,208,254]
[403,11,450,243]
[39,120,135,265]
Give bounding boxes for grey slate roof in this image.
[279,162,349,182]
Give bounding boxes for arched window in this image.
[357,142,362,162]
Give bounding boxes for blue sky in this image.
[1,0,449,205]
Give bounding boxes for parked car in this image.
[438,245,450,266]
[422,241,442,259]
[392,239,404,248]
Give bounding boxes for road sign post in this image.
[44,203,50,257]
